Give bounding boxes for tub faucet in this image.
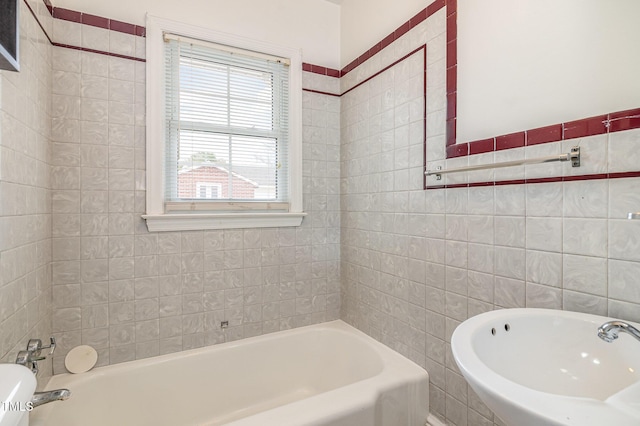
[597,320,640,343]
[31,389,71,408]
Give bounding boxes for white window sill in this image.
[142,212,307,232]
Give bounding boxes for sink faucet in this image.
[597,320,640,343]
[31,389,71,408]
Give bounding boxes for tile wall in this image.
[47,20,342,373]
[4,2,640,425]
[339,5,640,426]
[0,0,53,382]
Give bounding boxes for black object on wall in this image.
[0,0,20,71]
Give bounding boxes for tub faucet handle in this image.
[27,337,56,358]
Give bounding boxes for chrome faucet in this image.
[597,320,640,343]
[13,336,72,408]
[15,337,57,375]
[31,389,71,408]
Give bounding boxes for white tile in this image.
[526,250,562,287]
[81,25,109,52]
[526,282,562,309]
[52,19,81,46]
[563,290,607,316]
[609,177,640,219]
[526,217,562,252]
[495,184,525,216]
[563,179,608,218]
[563,218,607,257]
[609,220,640,262]
[109,31,136,56]
[563,254,607,296]
[494,246,525,280]
[526,182,562,217]
[494,216,525,248]
[608,129,640,173]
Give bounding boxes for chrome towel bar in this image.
[425,146,580,179]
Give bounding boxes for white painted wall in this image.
[340,0,433,66]
[52,0,342,69]
[457,0,640,142]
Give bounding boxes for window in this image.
[144,16,304,231]
[196,183,221,199]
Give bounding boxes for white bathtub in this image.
[30,321,429,426]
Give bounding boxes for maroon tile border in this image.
[23,0,147,62]
[342,45,427,97]
[607,108,640,133]
[81,13,109,29]
[426,171,640,190]
[527,124,562,146]
[302,63,341,78]
[445,0,457,148]
[446,143,468,158]
[340,0,446,78]
[52,7,81,23]
[301,88,340,98]
[458,108,640,157]
[496,132,525,151]
[51,42,146,62]
[23,0,52,44]
[48,3,146,37]
[27,0,640,190]
[469,138,494,155]
[563,114,608,140]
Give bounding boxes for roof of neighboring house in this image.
[178,164,260,187]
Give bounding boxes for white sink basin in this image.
[0,364,36,426]
[451,308,640,426]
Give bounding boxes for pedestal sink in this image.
[0,364,37,426]
[451,308,640,426]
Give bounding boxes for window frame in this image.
[144,15,305,232]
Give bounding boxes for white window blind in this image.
[164,34,291,211]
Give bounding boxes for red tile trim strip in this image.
[526,124,563,146]
[302,63,341,78]
[426,172,640,190]
[110,19,137,35]
[81,13,109,29]
[496,132,525,150]
[52,7,81,22]
[609,171,640,180]
[49,4,146,37]
[468,181,495,187]
[525,177,561,185]
[342,45,427,97]
[468,138,494,155]
[302,88,340,98]
[607,108,640,133]
[445,0,457,147]
[340,0,446,77]
[563,114,608,140]
[446,143,468,158]
[422,45,428,190]
[563,173,608,182]
[52,42,146,62]
[457,109,638,159]
[23,0,147,62]
[23,0,53,44]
